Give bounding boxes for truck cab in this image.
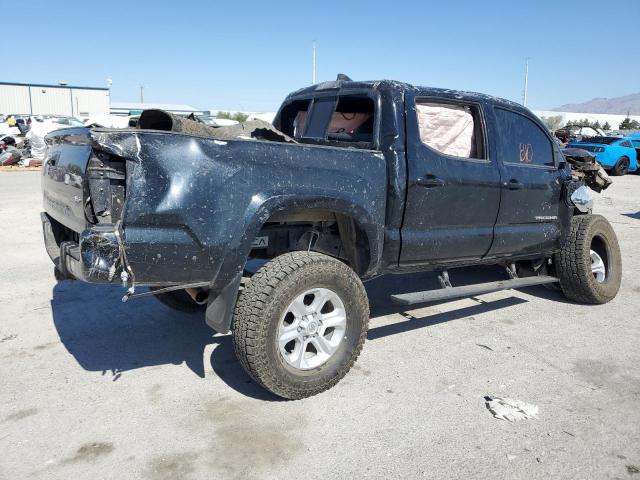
[273,79,570,270]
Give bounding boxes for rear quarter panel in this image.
[92,130,387,285]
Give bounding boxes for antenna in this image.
[139,85,144,104]
[312,40,317,84]
[523,58,530,107]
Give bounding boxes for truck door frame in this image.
[398,93,502,266]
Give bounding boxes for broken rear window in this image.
[278,95,376,149]
[326,96,375,144]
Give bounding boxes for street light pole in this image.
[140,85,144,104]
[312,40,316,84]
[523,58,530,107]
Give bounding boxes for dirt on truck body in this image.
[41,75,621,399]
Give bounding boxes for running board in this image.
[391,276,559,306]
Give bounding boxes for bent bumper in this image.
[41,212,120,283]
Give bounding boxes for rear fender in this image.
[205,195,384,334]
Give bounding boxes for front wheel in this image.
[611,156,629,176]
[555,214,621,304]
[232,251,369,399]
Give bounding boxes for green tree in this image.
[619,117,640,130]
[602,121,611,131]
[541,115,564,132]
[593,120,601,129]
[216,111,249,123]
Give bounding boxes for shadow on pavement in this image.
[622,211,640,220]
[51,280,214,378]
[50,265,554,398]
[50,280,281,400]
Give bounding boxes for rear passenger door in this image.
[400,95,502,265]
[488,107,564,256]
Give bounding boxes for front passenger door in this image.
[488,107,564,256]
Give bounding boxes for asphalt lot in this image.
[1,171,639,480]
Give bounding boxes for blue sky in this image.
[5,0,639,111]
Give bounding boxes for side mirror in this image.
[558,159,567,169]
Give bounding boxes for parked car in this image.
[195,114,239,127]
[40,76,621,399]
[567,136,638,175]
[628,133,640,170]
[27,116,85,160]
[555,125,605,142]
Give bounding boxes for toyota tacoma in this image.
[41,76,621,399]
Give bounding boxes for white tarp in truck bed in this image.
[416,103,474,158]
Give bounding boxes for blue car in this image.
[568,136,638,176]
[629,133,640,171]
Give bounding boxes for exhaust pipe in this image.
[186,288,209,305]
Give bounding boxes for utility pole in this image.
[523,58,530,107]
[140,85,144,104]
[312,40,317,84]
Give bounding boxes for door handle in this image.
[416,175,445,188]
[505,179,524,190]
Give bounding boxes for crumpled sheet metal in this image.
[88,127,387,287]
[485,396,539,421]
[562,147,612,193]
[137,109,295,143]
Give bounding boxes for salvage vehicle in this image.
[567,136,638,175]
[41,76,621,399]
[555,125,604,142]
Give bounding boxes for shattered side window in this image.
[294,111,307,138]
[278,99,312,139]
[416,102,484,159]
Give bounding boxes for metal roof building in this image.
[0,81,110,117]
[110,102,205,116]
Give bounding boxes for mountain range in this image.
[553,93,640,115]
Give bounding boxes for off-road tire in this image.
[232,251,369,399]
[555,214,621,304]
[611,156,629,176]
[151,288,206,313]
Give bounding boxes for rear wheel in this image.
[232,251,369,399]
[611,156,629,176]
[555,214,621,304]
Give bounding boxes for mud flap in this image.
[205,273,243,334]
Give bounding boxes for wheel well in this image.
[251,209,371,275]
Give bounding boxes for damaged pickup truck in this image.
[41,76,621,399]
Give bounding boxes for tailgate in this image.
[42,127,126,233]
[42,127,93,233]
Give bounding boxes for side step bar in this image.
[391,276,559,306]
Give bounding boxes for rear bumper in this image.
[41,212,120,283]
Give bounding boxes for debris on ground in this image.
[484,396,539,421]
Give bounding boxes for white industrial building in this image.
[0,81,109,117]
[110,102,205,116]
[533,110,640,130]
